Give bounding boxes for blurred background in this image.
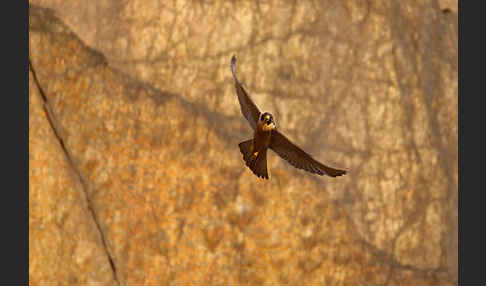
[29,1,458,285]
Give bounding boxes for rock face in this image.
[29,1,457,286]
[29,45,117,286]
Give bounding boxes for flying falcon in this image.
[231,55,346,179]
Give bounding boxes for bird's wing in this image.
[231,55,261,130]
[269,130,346,177]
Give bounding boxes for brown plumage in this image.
[231,55,347,179]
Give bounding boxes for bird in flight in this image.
[230,55,347,179]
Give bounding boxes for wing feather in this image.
[231,56,261,130]
[269,130,346,177]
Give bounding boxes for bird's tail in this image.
[239,139,269,179]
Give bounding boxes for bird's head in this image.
[260,112,276,130]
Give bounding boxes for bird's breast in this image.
[253,127,272,151]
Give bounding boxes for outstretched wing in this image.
[231,55,261,130]
[269,130,346,177]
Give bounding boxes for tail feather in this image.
[252,149,268,179]
[238,139,269,179]
[238,139,253,165]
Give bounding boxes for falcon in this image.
[231,55,346,179]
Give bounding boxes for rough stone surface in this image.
[439,0,458,13]
[29,67,117,284]
[29,1,457,285]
